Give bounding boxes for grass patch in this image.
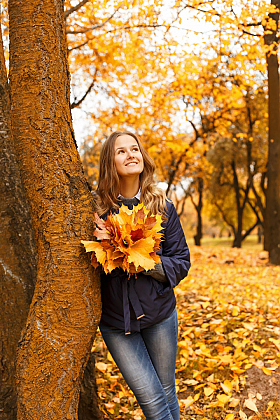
[186,234,263,251]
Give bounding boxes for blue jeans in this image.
[99,308,180,420]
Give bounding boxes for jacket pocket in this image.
[150,277,171,296]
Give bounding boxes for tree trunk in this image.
[258,225,263,244]
[231,160,243,248]
[232,235,242,248]
[78,353,104,420]
[0,25,37,420]
[193,177,203,246]
[264,0,280,264]
[8,1,101,418]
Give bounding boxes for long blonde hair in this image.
[94,131,167,216]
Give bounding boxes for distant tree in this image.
[206,87,267,247]
[175,0,280,259]
[263,0,280,262]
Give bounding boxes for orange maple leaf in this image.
[81,203,163,276]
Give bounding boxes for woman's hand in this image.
[142,262,167,283]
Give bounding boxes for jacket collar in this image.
[118,188,141,201]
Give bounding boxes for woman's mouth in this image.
[126,161,138,166]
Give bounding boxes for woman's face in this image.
[114,135,144,178]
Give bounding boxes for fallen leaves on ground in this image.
[92,246,280,419]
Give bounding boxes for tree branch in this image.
[70,68,98,109]
[245,21,262,27]
[246,197,263,226]
[188,120,200,142]
[214,201,236,235]
[71,81,94,109]
[189,191,199,212]
[241,29,261,37]
[66,7,121,34]
[177,193,188,218]
[179,2,220,17]
[64,0,90,19]
[165,148,189,196]
[260,171,267,196]
[68,39,90,52]
[251,182,265,219]
[241,219,259,241]
[100,23,167,35]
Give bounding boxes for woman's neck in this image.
[119,177,140,199]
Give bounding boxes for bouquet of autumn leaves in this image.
[81,203,163,276]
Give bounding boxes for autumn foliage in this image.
[66,0,278,254]
[82,203,163,275]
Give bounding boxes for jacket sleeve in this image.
[158,201,191,289]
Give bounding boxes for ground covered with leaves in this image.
[92,246,280,420]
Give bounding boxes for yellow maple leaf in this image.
[91,242,107,267]
[126,237,159,271]
[244,398,259,414]
[229,398,240,408]
[104,402,115,414]
[267,401,274,411]
[95,362,108,372]
[262,366,272,375]
[180,396,194,408]
[217,394,231,405]
[239,410,247,420]
[183,379,199,386]
[219,354,232,365]
[224,414,235,420]
[204,386,214,397]
[269,337,280,351]
[193,392,200,402]
[221,380,233,394]
[232,306,240,316]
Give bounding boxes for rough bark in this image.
[0,25,37,420]
[8,1,101,418]
[78,353,104,420]
[264,0,280,264]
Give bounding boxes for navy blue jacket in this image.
[99,200,190,334]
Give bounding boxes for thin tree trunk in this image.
[251,182,265,227]
[258,225,263,244]
[264,0,280,263]
[8,1,101,418]
[231,160,243,248]
[193,178,203,246]
[0,25,37,419]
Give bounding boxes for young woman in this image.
[93,131,190,420]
